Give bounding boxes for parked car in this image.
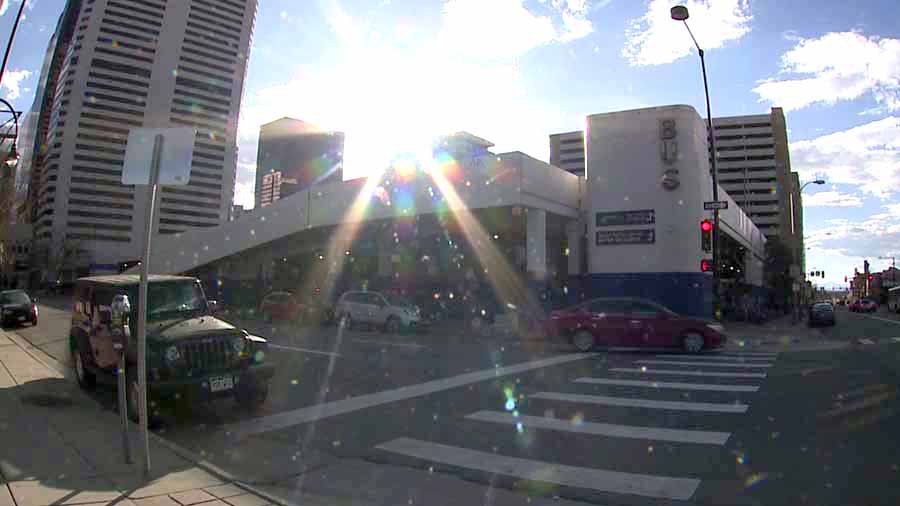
[259,291,307,323]
[0,289,38,327]
[335,290,423,332]
[544,297,727,353]
[69,275,274,424]
[850,299,877,312]
[808,302,836,326]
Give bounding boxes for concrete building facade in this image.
[19,0,258,281]
[137,106,767,319]
[254,118,344,208]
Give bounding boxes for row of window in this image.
[719,154,776,162]
[713,122,771,130]
[714,133,774,141]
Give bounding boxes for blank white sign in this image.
[122,127,196,185]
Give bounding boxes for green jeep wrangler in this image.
[69,274,274,421]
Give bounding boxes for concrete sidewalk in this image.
[721,314,847,353]
[0,330,282,506]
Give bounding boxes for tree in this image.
[764,238,796,310]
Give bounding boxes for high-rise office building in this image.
[20,0,258,277]
[549,130,585,176]
[255,118,344,208]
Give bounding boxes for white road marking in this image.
[854,313,900,325]
[858,338,876,345]
[376,437,700,500]
[656,354,774,362]
[892,338,900,344]
[226,353,596,437]
[635,359,772,369]
[574,377,759,392]
[352,338,426,349]
[466,410,731,445]
[268,344,342,357]
[531,392,748,413]
[610,367,766,379]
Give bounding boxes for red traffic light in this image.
[700,259,713,272]
[868,275,874,281]
[700,220,713,233]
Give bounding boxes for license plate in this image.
[209,375,234,392]
[17,316,26,322]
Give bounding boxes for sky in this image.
[2,0,900,289]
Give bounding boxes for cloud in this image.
[438,0,593,61]
[623,0,752,66]
[790,116,900,198]
[753,31,900,112]
[1,69,31,100]
[802,191,863,208]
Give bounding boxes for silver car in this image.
[335,291,422,333]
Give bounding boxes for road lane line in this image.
[853,313,900,325]
[375,437,700,500]
[610,367,766,379]
[465,410,731,445]
[635,359,772,369]
[268,343,342,357]
[892,338,900,343]
[352,338,426,349]
[226,353,596,437]
[656,354,774,362]
[858,338,875,345]
[574,377,759,392]
[532,392,748,413]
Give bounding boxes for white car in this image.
[335,291,422,332]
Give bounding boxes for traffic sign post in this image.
[704,201,728,211]
[122,127,194,478]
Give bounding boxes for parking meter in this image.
[110,293,132,464]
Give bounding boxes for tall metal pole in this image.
[0,0,27,88]
[137,134,163,478]
[697,48,721,318]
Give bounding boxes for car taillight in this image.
[32,304,37,316]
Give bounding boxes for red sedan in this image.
[545,297,727,353]
[259,291,308,323]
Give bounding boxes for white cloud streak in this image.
[623,0,752,66]
[1,69,31,100]
[754,31,900,112]
[802,191,863,208]
[790,116,900,198]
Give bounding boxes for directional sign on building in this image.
[704,201,729,210]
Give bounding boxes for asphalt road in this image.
[11,300,900,506]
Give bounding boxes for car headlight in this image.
[232,336,246,354]
[164,345,181,364]
[706,323,725,333]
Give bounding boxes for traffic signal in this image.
[700,258,713,272]
[821,271,825,278]
[869,275,874,281]
[700,220,713,252]
[845,276,848,282]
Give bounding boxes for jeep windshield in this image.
[127,281,208,321]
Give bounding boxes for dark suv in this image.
[69,275,274,421]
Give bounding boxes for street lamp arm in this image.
[799,179,825,193]
[0,97,19,140]
[681,20,703,55]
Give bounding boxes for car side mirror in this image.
[208,300,219,314]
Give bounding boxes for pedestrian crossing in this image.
[375,351,778,502]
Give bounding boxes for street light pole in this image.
[671,5,722,318]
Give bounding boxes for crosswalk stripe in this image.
[859,338,876,345]
[611,367,766,379]
[574,377,759,392]
[225,352,597,437]
[376,437,700,500]
[655,354,774,362]
[531,392,748,413]
[635,359,772,369]
[466,411,731,445]
[892,337,900,343]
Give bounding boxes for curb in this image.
[5,329,297,506]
